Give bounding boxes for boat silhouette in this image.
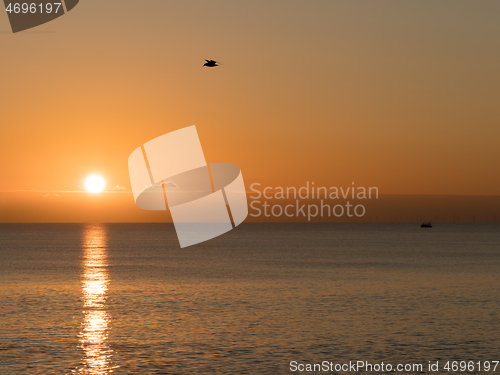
[421,222,432,228]
[203,60,221,67]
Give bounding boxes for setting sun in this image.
[85,175,105,193]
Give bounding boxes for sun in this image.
[85,175,105,193]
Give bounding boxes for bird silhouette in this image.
[203,59,221,67]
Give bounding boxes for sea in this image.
[0,223,499,374]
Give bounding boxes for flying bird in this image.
[203,59,221,67]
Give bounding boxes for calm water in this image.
[0,223,499,374]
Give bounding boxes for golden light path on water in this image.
[74,224,117,374]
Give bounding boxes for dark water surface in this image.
[1,223,499,374]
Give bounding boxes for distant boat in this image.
[203,59,221,67]
[421,222,432,228]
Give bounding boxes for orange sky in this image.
[1,1,499,222]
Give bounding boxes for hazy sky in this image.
[1,0,499,221]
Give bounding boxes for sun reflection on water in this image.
[74,224,116,374]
